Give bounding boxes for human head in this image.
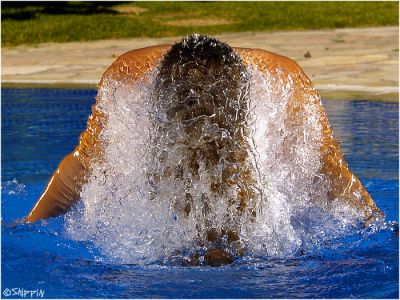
[154,34,249,131]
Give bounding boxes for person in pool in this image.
[24,34,383,265]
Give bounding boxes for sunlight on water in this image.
[2,86,397,298]
[65,61,372,265]
[2,178,26,195]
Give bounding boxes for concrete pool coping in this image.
[2,27,399,102]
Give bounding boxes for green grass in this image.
[2,1,398,46]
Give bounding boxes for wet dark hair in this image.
[150,35,257,248]
[154,34,249,128]
[159,34,244,76]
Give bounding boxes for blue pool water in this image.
[2,88,398,298]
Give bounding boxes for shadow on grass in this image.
[2,1,128,20]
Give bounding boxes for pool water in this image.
[2,89,398,298]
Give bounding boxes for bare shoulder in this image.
[235,47,316,99]
[115,44,172,64]
[234,47,302,74]
[100,44,172,83]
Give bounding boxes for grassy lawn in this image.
[2,1,398,46]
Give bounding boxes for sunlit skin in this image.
[25,39,383,265]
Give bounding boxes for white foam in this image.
[65,66,367,264]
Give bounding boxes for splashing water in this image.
[65,63,371,265]
[2,178,26,195]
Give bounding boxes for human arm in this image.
[236,47,383,223]
[25,45,172,223]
